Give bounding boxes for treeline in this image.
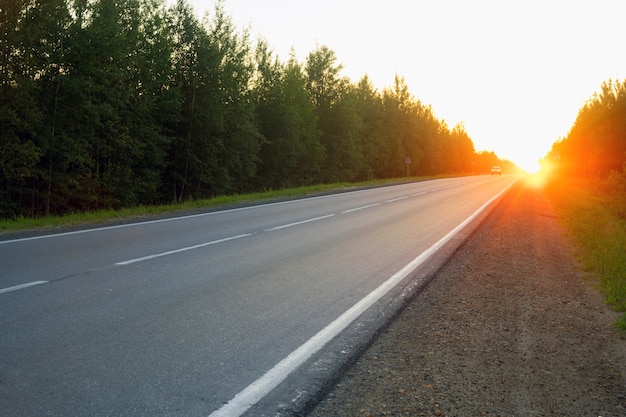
[1,0,504,219]
[547,79,626,179]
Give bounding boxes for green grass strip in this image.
[0,177,442,234]
[547,177,626,330]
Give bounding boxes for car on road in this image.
[491,166,502,175]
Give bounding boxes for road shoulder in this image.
[309,180,626,416]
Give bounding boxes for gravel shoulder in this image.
[308,179,626,417]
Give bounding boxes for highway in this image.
[0,175,516,417]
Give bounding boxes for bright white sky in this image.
[189,0,626,172]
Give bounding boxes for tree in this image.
[322,85,366,181]
[167,0,260,201]
[204,2,260,193]
[253,47,323,188]
[381,75,422,177]
[474,150,500,174]
[0,0,69,216]
[305,45,346,111]
[447,122,475,173]
[556,79,626,178]
[351,76,386,179]
[305,45,363,182]
[126,0,179,205]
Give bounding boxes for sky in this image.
[188,0,626,172]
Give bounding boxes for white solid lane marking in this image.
[0,281,48,294]
[264,214,335,232]
[341,203,381,214]
[115,234,252,266]
[207,180,517,417]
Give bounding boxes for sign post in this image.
[404,156,412,177]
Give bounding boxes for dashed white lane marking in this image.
[112,188,449,266]
[115,234,252,266]
[118,214,339,266]
[341,203,381,214]
[264,214,335,232]
[384,196,409,203]
[0,281,48,294]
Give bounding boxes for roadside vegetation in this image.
[1,0,516,221]
[0,176,440,233]
[543,79,626,330]
[546,174,626,330]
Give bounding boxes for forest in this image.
[1,0,511,220]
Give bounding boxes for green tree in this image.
[253,47,323,188]
[166,0,202,202]
[126,0,179,205]
[323,85,366,181]
[305,45,346,111]
[381,76,422,177]
[167,0,259,201]
[0,0,69,217]
[37,0,174,212]
[204,2,260,193]
[351,75,386,179]
[305,45,364,182]
[412,103,442,176]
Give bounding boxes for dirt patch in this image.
[308,180,626,416]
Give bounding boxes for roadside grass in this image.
[546,175,626,331]
[0,176,438,234]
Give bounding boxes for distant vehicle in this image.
[491,166,502,175]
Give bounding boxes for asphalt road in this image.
[0,175,516,417]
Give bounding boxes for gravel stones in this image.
[308,180,626,417]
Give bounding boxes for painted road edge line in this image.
[207,179,517,417]
[115,234,252,266]
[0,281,48,295]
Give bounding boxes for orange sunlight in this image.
[503,150,542,174]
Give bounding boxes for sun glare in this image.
[475,141,544,174]
[514,155,542,174]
